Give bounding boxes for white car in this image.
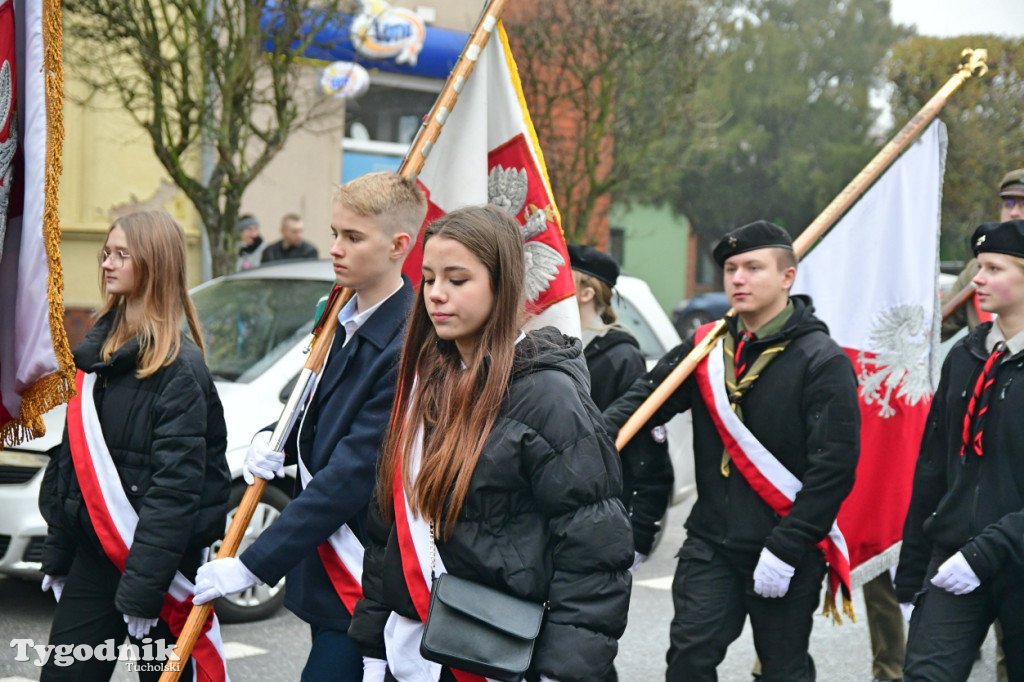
[0,261,695,619]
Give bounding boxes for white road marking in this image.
[222,641,268,660]
[634,576,674,591]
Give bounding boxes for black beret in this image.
[567,243,619,287]
[712,220,793,267]
[971,220,1024,258]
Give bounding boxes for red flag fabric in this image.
[792,121,947,586]
[0,0,74,446]
[402,22,580,337]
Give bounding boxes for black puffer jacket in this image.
[896,323,1024,601]
[584,326,673,555]
[39,311,230,617]
[349,328,633,682]
[605,296,860,568]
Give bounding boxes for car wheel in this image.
[676,310,714,337]
[208,482,290,624]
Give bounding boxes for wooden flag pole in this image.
[160,1,514,678]
[399,0,510,179]
[615,48,989,451]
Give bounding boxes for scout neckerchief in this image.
[67,371,230,681]
[718,302,792,476]
[693,321,854,623]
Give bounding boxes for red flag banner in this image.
[0,0,74,446]
[402,22,580,336]
[792,120,947,586]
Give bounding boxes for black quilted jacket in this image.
[348,328,633,682]
[39,311,230,618]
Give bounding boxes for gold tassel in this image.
[820,591,856,625]
[2,0,77,448]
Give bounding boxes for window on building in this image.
[609,227,625,265]
[695,237,717,287]
[345,85,439,145]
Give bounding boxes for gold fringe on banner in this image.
[0,0,76,448]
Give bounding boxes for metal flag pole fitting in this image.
[400,0,510,179]
[615,48,989,452]
[160,1,514,678]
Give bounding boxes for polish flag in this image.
[401,21,580,337]
[792,120,947,586]
[0,0,75,446]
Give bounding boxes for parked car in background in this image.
[672,291,730,338]
[0,262,697,621]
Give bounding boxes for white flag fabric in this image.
[0,0,74,446]
[401,22,581,337]
[792,120,947,586]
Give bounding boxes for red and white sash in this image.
[67,370,229,682]
[691,326,852,609]
[387,405,494,682]
[295,455,365,614]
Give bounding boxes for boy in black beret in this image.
[605,220,859,681]
[896,219,1024,682]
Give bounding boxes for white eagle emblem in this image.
[857,304,933,418]
[487,165,565,303]
[0,59,17,262]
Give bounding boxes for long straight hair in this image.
[377,205,525,538]
[97,210,203,378]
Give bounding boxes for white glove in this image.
[539,677,562,682]
[243,431,285,485]
[123,614,160,639]
[193,557,262,605]
[41,574,66,603]
[629,552,646,572]
[752,547,796,598]
[930,551,981,595]
[899,602,914,622]
[362,657,387,682]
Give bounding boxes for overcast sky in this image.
[889,0,1024,37]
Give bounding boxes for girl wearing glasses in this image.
[38,210,231,681]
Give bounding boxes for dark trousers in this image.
[666,536,825,682]
[904,552,1024,682]
[301,624,363,682]
[40,543,194,681]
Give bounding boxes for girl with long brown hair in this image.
[349,205,633,682]
[38,210,231,681]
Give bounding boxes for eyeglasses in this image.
[99,248,131,267]
[1004,197,1021,209]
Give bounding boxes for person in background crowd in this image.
[38,210,231,681]
[236,214,266,271]
[568,243,673,568]
[261,212,319,263]
[348,204,633,682]
[896,219,1024,682]
[941,167,1024,342]
[192,173,425,682]
[605,220,860,682]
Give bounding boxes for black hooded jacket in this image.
[605,295,860,568]
[583,326,673,555]
[896,322,1024,601]
[39,311,230,617]
[348,328,633,682]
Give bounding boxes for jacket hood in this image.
[513,326,590,388]
[725,294,829,344]
[584,326,640,357]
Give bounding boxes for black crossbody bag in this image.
[419,523,545,682]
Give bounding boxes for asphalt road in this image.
[0,499,1001,681]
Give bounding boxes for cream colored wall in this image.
[239,69,345,259]
[59,77,200,311]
